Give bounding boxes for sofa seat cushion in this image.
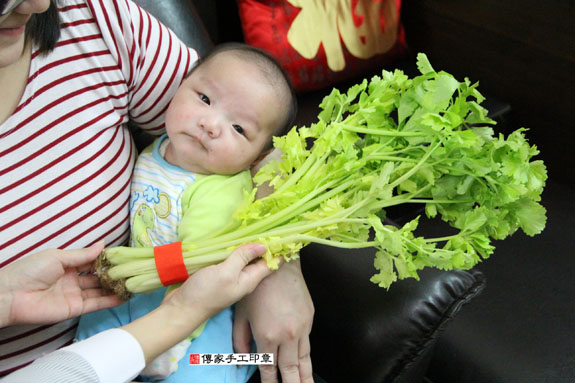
[421,179,575,383]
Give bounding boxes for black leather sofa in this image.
[133,1,574,382]
[399,3,575,383]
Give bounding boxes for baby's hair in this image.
[189,43,298,143]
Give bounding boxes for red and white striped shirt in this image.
[0,0,197,374]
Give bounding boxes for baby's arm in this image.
[137,171,254,379]
[178,171,253,243]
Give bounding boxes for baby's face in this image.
[164,52,283,175]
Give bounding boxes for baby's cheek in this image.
[176,109,194,123]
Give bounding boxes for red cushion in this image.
[237,0,408,92]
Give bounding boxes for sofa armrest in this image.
[300,243,485,383]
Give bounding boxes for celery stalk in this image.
[96,53,546,298]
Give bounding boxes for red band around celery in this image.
[154,242,188,286]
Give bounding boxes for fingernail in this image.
[249,243,267,255]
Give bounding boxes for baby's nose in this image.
[199,116,221,138]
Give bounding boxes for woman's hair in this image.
[25,0,61,54]
[190,43,298,138]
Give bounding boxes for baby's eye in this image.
[199,93,210,105]
[233,125,245,136]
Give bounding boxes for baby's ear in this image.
[250,148,282,177]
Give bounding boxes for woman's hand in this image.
[246,149,316,382]
[233,259,315,383]
[0,242,123,328]
[126,243,274,364]
[163,243,273,318]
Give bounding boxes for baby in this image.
[77,43,296,382]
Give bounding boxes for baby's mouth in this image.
[190,133,205,149]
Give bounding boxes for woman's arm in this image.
[124,243,271,363]
[1,243,272,382]
[233,260,314,383]
[234,149,316,383]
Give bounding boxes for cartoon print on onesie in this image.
[131,189,171,247]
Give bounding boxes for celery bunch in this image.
[97,54,546,299]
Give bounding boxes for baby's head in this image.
[164,43,297,175]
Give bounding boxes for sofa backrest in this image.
[133,0,213,57]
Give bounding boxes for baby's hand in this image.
[163,244,272,318]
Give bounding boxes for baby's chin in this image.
[199,164,251,176]
[179,161,212,174]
